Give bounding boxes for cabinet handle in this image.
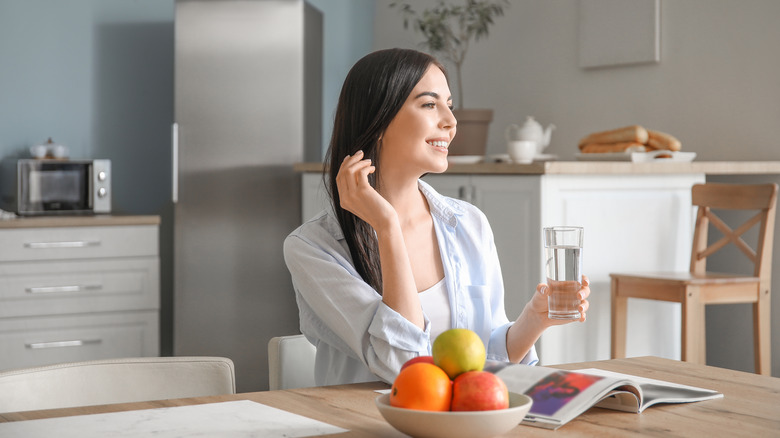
[25,284,103,294]
[24,240,101,249]
[458,186,469,201]
[25,339,102,349]
[458,186,476,203]
[172,122,179,204]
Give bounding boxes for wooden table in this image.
[1,357,778,437]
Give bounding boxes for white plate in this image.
[375,392,532,438]
[534,153,558,161]
[448,155,484,164]
[575,151,696,162]
[486,154,558,163]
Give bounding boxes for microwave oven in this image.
[0,159,111,215]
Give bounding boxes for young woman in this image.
[284,48,590,386]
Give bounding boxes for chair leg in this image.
[681,286,705,364]
[754,286,771,375]
[611,278,628,359]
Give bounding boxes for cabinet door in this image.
[538,174,704,365]
[471,176,541,319]
[0,258,159,318]
[0,225,158,262]
[0,311,159,371]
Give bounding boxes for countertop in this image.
[294,160,780,175]
[0,215,161,229]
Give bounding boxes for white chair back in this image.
[268,334,316,390]
[0,356,235,413]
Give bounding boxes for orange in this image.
[432,328,486,379]
[390,362,452,411]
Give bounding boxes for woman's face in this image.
[379,65,456,180]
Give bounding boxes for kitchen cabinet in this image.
[0,216,160,371]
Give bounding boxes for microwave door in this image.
[20,162,90,214]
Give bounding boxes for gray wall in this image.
[374,0,780,376]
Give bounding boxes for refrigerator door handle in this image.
[172,122,179,203]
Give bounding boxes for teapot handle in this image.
[505,124,520,141]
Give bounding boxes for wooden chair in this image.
[610,182,777,375]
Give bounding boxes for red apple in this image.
[400,355,436,372]
[401,356,436,370]
[451,371,509,411]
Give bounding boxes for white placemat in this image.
[0,400,347,438]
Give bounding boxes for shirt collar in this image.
[418,179,463,228]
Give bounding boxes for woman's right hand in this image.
[336,151,397,230]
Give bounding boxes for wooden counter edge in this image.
[0,215,161,229]
[294,161,780,175]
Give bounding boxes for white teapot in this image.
[505,116,556,155]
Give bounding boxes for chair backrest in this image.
[0,356,235,413]
[268,334,316,390]
[690,183,778,278]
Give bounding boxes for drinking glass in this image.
[543,226,584,320]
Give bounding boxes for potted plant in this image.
[391,0,509,156]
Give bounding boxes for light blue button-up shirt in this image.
[283,179,538,386]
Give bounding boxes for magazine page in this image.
[574,368,723,412]
[492,363,634,429]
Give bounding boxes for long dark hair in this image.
[324,48,445,294]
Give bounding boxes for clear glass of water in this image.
[543,226,584,320]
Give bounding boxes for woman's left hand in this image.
[530,275,591,326]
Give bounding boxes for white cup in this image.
[29,145,47,158]
[508,140,536,164]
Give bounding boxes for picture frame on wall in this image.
[578,0,661,69]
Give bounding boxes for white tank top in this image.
[419,278,452,343]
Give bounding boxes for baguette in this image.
[580,142,645,153]
[578,125,649,149]
[647,129,682,151]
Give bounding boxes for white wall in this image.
[373,0,780,376]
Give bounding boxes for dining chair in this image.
[0,356,236,413]
[610,182,777,375]
[268,334,316,390]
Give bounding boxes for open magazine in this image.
[484,361,723,430]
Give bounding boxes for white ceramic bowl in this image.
[375,392,533,438]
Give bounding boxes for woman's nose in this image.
[441,108,457,129]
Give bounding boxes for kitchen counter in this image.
[0,215,161,229]
[294,160,780,175]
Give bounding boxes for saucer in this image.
[448,155,484,164]
[534,153,558,161]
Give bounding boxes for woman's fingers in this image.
[337,151,372,192]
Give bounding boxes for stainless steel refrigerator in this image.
[173,0,322,392]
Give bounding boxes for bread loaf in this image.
[578,125,649,150]
[580,142,646,153]
[646,129,682,151]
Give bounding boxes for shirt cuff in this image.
[368,301,431,353]
[487,322,539,366]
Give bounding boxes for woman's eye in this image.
[448,104,454,111]
[423,102,435,109]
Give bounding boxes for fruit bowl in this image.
[375,392,532,438]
